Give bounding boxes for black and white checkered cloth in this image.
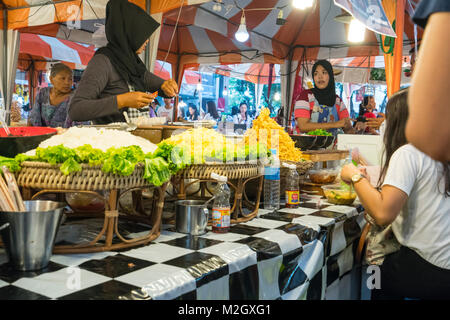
[0,198,366,300]
[124,107,151,122]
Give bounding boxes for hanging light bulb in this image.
[197,79,204,92]
[213,0,223,12]
[235,12,249,42]
[276,9,286,25]
[348,18,366,43]
[274,92,281,101]
[223,86,228,96]
[292,0,314,10]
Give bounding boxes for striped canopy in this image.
[158,0,422,67]
[0,0,209,30]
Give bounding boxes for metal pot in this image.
[175,200,209,236]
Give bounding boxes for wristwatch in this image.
[351,173,366,184]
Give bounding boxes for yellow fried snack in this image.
[244,108,303,162]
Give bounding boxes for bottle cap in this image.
[282,163,296,170]
[211,172,227,182]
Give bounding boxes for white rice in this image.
[26,127,157,155]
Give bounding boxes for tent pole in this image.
[2,3,10,125]
[285,52,293,128]
[144,0,151,68]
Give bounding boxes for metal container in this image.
[175,200,209,236]
[0,200,66,271]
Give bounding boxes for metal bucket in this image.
[0,200,66,271]
[175,200,209,236]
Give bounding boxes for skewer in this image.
[1,166,25,211]
[0,173,16,211]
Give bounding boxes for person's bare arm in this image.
[296,117,346,133]
[407,12,450,162]
[341,164,407,226]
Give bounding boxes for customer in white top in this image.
[157,97,174,123]
[341,88,450,300]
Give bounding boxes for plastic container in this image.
[211,173,230,233]
[264,149,280,211]
[321,185,357,205]
[283,163,300,208]
[308,168,339,184]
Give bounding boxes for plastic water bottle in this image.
[283,163,300,208]
[211,173,231,233]
[264,149,280,211]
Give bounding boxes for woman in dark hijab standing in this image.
[293,60,353,136]
[69,0,178,124]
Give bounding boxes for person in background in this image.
[28,63,75,128]
[341,88,450,300]
[149,99,159,118]
[201,100,220,121]
[233,102,252,128]
[157,97,174,122]
[187,103,199,121]
[68,0,178,125]
[294,60,353,136]
[406,0,450,162]
[177,97,187,120]
[354,95,378,134]
[408,44,420,75]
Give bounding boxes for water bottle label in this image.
[286,190,300,204]
[212,208,230,228]
[264,166,280,180]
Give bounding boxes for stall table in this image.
[0,195,365,300]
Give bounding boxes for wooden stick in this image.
[1,166,25,211]
[0,174,16,211]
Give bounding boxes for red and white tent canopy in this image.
[159,0,422,66]
[19,33,95,69]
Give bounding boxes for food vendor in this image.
[294,60,353,136]
[68,0,178,125]
[28,63,74,128]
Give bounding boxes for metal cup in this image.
[0,200,66,271]
[175,200,209,236]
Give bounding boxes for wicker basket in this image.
[16,161,150,191]
[176,162,261,180]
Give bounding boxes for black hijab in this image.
[96,0,160,92]
[311,60,337,107]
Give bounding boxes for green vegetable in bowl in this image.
[306,129,333,136]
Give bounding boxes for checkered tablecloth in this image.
[0,197,366,300]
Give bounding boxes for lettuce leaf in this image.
[143,157,171,186]
[0,156,21,172]
[60,158,82,175]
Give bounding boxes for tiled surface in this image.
[0,197,364,300]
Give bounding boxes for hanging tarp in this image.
[333,0,396,37]
[199,64,281,85]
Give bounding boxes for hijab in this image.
[95,0,160,92]
[311,60,337,107]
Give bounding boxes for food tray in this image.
[16,161,151,191]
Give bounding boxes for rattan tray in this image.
[175,162,261,180]
[16,161,151,191]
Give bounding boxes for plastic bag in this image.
[92,24,108,48]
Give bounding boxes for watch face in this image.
[352,174,361,183]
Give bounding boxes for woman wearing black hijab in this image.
[294,60,353,136]
[69,0,178,124]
